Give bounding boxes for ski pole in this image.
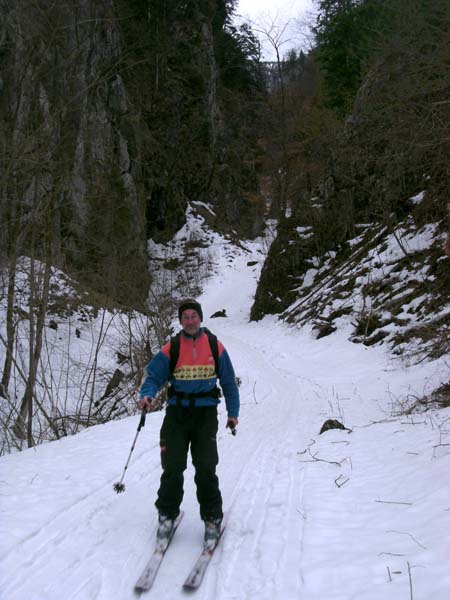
[113,408,147,493]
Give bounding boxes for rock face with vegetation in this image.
[0,0,147,304]
[0,0,265,306]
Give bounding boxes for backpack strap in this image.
[169,332,181,375]
[203,327,219,376]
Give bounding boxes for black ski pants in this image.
[155,405,223,521]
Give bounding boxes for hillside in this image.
[252,198,450,389]
[249,0,450,377]
[0,203,250,453]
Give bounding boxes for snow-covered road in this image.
[1,232,449,599]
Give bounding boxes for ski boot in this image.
[156,514,176,546]
[203,517,222,551]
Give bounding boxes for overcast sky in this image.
[235,0,316,61]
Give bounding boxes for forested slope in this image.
[251,0,450,369]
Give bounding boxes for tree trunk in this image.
[0,260,17,396]
[13,258,51,446]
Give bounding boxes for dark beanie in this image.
[178,299,203,322]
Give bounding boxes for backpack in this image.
[169,327,219,376]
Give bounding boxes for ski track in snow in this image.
[1,231,449,599]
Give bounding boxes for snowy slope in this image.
[1,230,449,600]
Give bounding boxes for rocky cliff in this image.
[0,0,264,306]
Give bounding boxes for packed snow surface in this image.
[1,229,449,600]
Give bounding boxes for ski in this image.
[134,511,184,594]
[182,523,226,591]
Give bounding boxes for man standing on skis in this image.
[139,299,239,545]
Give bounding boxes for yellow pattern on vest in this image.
[174,365,216,380]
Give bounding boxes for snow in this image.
[1,226,450,599]
[410,191,425,205]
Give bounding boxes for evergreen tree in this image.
[313,0,388,116]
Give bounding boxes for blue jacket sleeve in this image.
[218,349,240,418]
[139,351,171,399]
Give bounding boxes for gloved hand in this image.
[226,417,238,435]
[139,396,154,412]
